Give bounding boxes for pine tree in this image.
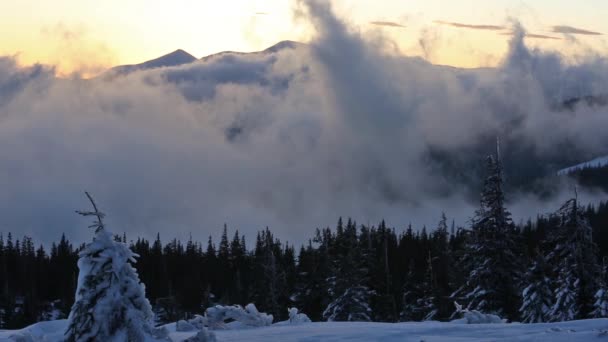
[323,285,374,321]
[520,252,553,323]
[428,213,452,320]
[400,259,424,321]
[453,152,521,320]
[550,260,579,321]
[65,192,165,342]
[547,197,600,321]
[591,259,608,318]
[323,219,374,322]
[419,252,438,321]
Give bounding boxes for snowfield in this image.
[2,319,608,341]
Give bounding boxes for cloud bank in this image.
[434,20,505,31]
[552,25,602,36]
[369,21,406,29]
[0,0,607,245]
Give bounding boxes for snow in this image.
[557,155,608,175]
[2,318,608,341]
[204,304,273,329]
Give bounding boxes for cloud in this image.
[434,20,505,31]
[0,0,607,246]
[552,25,602,36]
[500,32,561,40]
[369,21,406,29]
[40,23,116,77]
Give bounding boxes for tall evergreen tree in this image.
[400,259,424,321]
[323,219,374,321]
[547,197,600,321]
[520,252,553,323]
[591,258,608,318]
[453,152,521,320]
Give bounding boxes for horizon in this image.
[2,0,607,77]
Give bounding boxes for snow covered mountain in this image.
[102,41,303,79]
[104,49,197,77]
[558,155,608,175]
[200,40,304,62]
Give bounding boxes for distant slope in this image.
[101,41,304,79]
[103,49,197,78]
[200,40,304,62]
[558,155,608,175]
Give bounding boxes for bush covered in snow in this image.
[176,320,197,332]
[451,302,506,324]
[204,303,273,329]
[182,327,217,342]
[288,308,311,324]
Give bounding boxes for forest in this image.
[0,158,607,329]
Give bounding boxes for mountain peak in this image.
[262,40,303,53]
[104,49,197,77]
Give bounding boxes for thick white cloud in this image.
[0,0,607,244]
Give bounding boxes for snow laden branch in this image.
[75,191,106,233]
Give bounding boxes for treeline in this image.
[1,158,608,329]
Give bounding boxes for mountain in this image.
[103,49,197,78]
[558,155,608,175]
[101,41,304,79]
[200,40,304,62]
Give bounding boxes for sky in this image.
[1,0,607,76]
[0,0,607,246]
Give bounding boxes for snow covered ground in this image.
[2,318,608,341]
[558,155,608,175]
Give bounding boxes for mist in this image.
[0,0,607,245]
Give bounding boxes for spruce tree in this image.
[520,252,553,323]
[65,192,165,342]
[400,259,424,321]
[453,152,521,320]
[323,220,374,321]
[547,197,600,321]
[591,259,608,318]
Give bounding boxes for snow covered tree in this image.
[323,220,374,322]
[547,197,600,321]
[549,260,579,321]
[420,252,438,321]
[400,259,424,321]
[519,252,553,323]
[427,213,453,320]
[65,192,165,342]
[452,152,522,320]
[591,260,608,318]
[323,285,374,321]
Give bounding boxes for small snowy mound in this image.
[451,302,507,324]
[204,303,273,329]
[176,320,197,332]
[288,308,311,324]
[182,328,217,342]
